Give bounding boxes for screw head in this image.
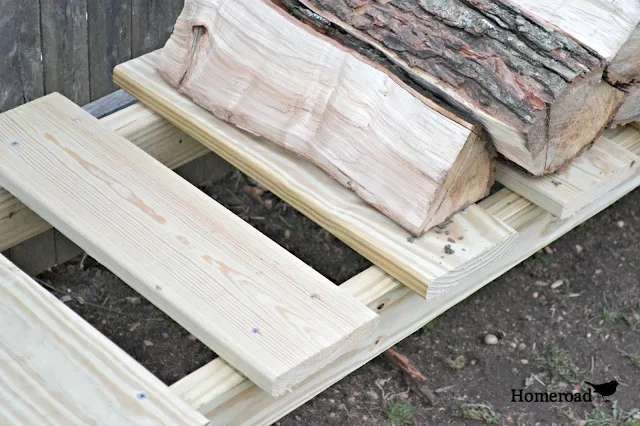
[311,294,320,300]
[10,141,19,147]
[136,392,147,400]
[251,327,260,335]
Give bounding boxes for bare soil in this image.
[38,170,640,425]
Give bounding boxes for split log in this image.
[157,0,494,235]
[612,86,640,127]
[505,0,640,85]
[289,0,629,175]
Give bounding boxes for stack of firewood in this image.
[156,0,640,235]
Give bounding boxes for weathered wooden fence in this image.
[0,0,184,113]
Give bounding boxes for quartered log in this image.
[155,0,495,235]
[283,0,630,175]
[613,86,640,127]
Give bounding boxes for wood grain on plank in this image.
[88,0,132,100]
[0,103,209,253]
[156,0,492,235]
[171,136,640,424]
[0,93,378,396]
[41,0,90,105]
[496,137,639,218]
[0,1,44,112]
[0,254,209,426]
[115,52,516,298]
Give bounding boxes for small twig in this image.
[384,346,437,405]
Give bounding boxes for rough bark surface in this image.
[285,0,626,175]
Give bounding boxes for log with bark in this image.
[284,0,634,175]
[156,0,494,235]
[613,86,640,127]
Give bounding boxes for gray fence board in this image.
[88,0,133,100]
[0,1,44,112]
[1,0,182,112]
[132,0,183,57]
[41,0,91,105]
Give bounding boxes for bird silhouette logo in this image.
[584,380,619,403]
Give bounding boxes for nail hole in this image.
[375,338,381,345]
[311,294,320,300]
[377,302,385,310]
[72,117,81,123]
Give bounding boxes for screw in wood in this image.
[136,392,147,400]
[10,141,19,147]
[311,294,320,300]
[251,327,260,335]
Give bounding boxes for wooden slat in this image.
[131,0,184,57]
[0,103,209,253]
[114,51,517,298]
[0,2,44,113]
[0,254,208,426]
[172,144,640,424]
[88,0,133,102]
[0,93,378,396]
[496,136,639,218]
[40,0,90,105]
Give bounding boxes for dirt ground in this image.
[39,170,640,425]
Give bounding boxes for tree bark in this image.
[290,0,628,175]
[157,0,494,235]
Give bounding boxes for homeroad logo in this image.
[512,379,619,403]
[511,389,593,403]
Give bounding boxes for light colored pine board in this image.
[0,93,378,396]
[495,136,639,218]
[0,254,209,426]
[114,51,516,298]
[0,102,211,253]
[605,123,640,154]
[156,0,490,235]
[172,160,640,425]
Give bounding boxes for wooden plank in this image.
[0,1,44,112]
[172,156,640,425]
[0,93,378,396]
[0,254,208,426]
[495,137,639,218]
[0,102,210,253]
[131,0,184,57]
[41,0,90,105]
[88,0,132,100]
[114,51,517,298]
